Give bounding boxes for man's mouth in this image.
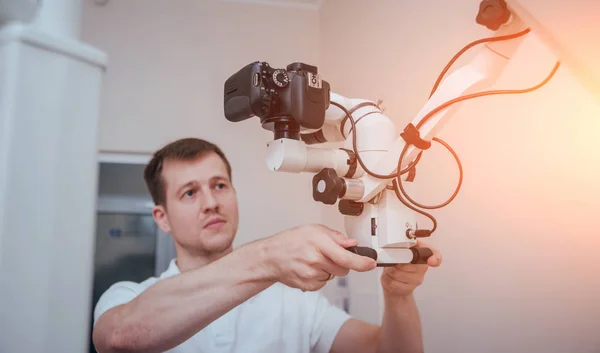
[204,217,226,229]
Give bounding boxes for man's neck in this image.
[174,247,233,272]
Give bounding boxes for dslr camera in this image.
[223,61,330,140]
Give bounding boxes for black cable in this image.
[409,28,531,173]
[392,179,438,234]
[407,28,531,176]
[398,61,560,237]
[328,32,559,236]
[429,28,531,98]
[418,61,561,129]
[330,101,423,179]
[330,60,559,195]
[394,61,560,229]
[396,137,463,210]
[328,30,538,182]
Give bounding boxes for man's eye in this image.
[184,190,195,197]
[216,183,226,190]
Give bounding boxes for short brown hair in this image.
[144,138,232,206]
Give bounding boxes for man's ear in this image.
[152,205,171,233]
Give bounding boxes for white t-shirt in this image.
[94,259,351,353]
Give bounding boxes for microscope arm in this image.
[349,13,530,202]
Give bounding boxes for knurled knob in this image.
[313,168,344,205]
[476,0,510,31]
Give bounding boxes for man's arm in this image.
[377,293,424,353]
[92,242,274,353]
[330,241,441,353]
[329,318,380,353]
[93,224,376,353]
[329,294,422,353]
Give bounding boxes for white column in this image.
[0,1,107,352]
[0,0,39,23]
[30,0,82,39]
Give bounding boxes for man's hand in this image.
[380,240,442,297]
[258,224,377,292]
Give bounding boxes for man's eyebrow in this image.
[211,175,230,182]
[176,181,195,194]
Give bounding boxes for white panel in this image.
[0,13,106,353]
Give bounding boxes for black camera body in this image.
[223,61,330,139]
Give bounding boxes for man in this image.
[92,137,441,353]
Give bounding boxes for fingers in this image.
[428,255,441,267]
[380,270,422,295]
[383,266,425,286]
[293,265,334,291]
[315,235,377,272]
[273,224,374,293]
[391,264,425,273]
[414,240,442,267]
[318,256,351,278]
[297,277,328,292]
[310,225,376,272]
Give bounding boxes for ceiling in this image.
[221,0,324,11]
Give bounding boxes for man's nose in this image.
[201,191,219,212]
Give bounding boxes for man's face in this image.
[152,152,239,256]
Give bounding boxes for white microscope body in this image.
[246,1,535,265]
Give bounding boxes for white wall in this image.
[81,0,325,248]
[320,0,600,352]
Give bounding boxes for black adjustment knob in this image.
[313,168,345,205]
[476,0,510,31]
[410,247,434,264]
[339,200,363,216]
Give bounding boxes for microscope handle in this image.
[346,246,378,261]
[410,247,433,264]
[346,246,433,265]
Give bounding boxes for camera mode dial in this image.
[272,69,289,88]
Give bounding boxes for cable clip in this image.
[375,98,385,113]
[400,123,431,150]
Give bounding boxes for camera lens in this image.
[273,120,300,140]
